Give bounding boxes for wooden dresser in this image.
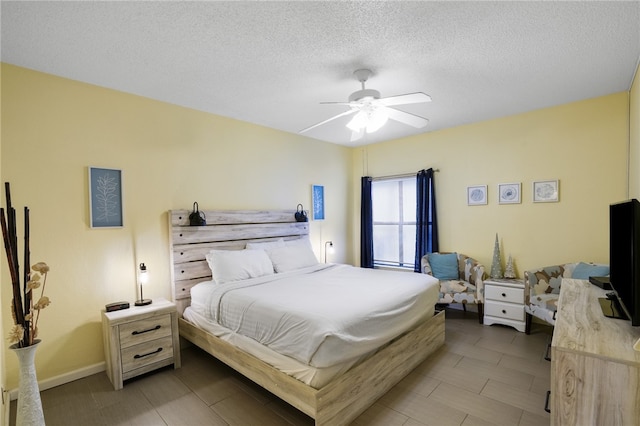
[551,279,640,425]
[102,298,181,390]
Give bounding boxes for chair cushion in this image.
[429,252,459,280]
[572,262,610,280]
[529,293,559,311]
[525,293,559,325]
[440,280,470,294]
[439,284,478,304]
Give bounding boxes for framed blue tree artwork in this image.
[312,185,325,220]
[89,167,123,228]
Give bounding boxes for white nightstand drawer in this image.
[485,285,524,304]
[485,301,525,321]
[121,336,174,374]
[119,314,172,348]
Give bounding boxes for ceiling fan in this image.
[300,69,431,142]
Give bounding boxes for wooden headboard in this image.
[168,209,309,315]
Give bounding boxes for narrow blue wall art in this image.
[312,184,324,221]
[89,167,123,228]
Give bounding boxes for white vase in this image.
[10,339,45,426]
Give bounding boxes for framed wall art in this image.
[89,167,123,228]
[533,179,559,203]
[467,185,487,205]
[498,182,521,204]
[312,184,325,220]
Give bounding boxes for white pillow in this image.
[245,238,285,250]
[267,239,318,273]
[205,249,274,284]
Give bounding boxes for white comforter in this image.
[190,263,439,368]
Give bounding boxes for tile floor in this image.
[10,308,553,425]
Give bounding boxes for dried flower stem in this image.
[32,271,47,339]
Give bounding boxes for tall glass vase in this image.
[10,340,45,426]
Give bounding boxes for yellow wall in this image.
[0,62,5,424]
[0,64,351,389]
[630,60,640,199]
[351,93,629,273]
[0,60,636,394]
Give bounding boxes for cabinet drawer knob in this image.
[132,325,161,335]
[502,309,507,314]
[501,293,507,297]
[134,347,163,359]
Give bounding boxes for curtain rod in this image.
[372,169,440,181]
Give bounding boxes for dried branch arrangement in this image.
[1,182,50,347]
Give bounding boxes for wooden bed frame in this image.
[169,209,445,425]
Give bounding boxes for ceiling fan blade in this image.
[377,92,431,107]
[299,109,357,134]
[385,107,429,128]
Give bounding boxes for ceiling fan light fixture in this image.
[366,108,389,133]
[346,107,389,134]
[346,111,368,132]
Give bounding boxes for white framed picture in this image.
[467,185,487,205]
[498,182,521,204]
[533,179,559,203]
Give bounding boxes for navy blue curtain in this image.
[414,169,438,272]
[360,176,374,268]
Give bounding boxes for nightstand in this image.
[102,298,181,390]
[483,278,526,332]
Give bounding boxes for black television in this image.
[609,199,640,326]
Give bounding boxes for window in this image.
[372,177,416,269]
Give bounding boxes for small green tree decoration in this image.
[490,233,503,279]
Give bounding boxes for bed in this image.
[169,209,445,425]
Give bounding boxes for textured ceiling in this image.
[1,1,639,146]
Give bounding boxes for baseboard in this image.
[8,362,105,401]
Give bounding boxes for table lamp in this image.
[135,262,152,306]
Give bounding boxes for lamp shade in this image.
[324,241,334,263]
[139,263,149,284]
